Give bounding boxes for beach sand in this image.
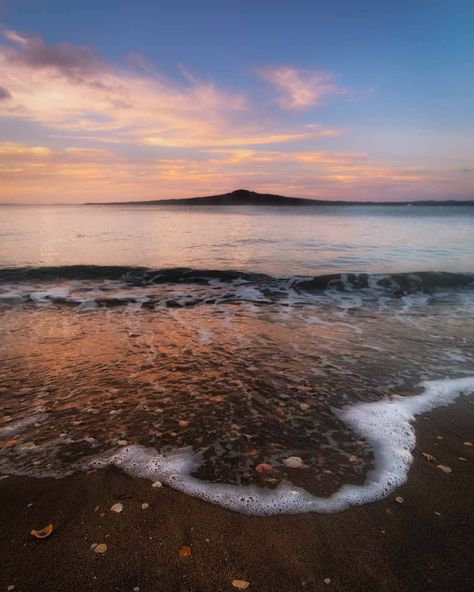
[1,400,473,592]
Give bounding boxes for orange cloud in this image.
[1,141,452,203]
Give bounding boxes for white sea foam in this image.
[99,376,474,515]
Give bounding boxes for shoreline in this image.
[1,399,473,592]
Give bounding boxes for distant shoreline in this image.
[85,189,474,207]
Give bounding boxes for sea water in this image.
[0,203,473,514]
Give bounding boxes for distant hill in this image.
[86,189,474,207]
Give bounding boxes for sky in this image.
[0,0,473,203]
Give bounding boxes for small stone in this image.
[395,496,404,504]
[232,580,250,590]
[133,587,140,591]
[94,543,107,554]
[324,578,331,584]
[436,464,452,474]
[422,452,435,461]
[463,441,472,447]
[299,402,310,411]
[141,503,149,510]
[0,475,9,480]
[282,456,305,469]
[90,543,97,550]
[178,546,192,558]
[436,436,443,440]
[7,586,15,591]
[349,455,357,463]
[152,481,162,488]
[459,457,467,462]
[178,420,189,427]
[111,503,123,513]
[434,511,441,516]
[255,463,272,474]
[117,440,128,446]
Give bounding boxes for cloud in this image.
[258,66,348,109]
[0,84,10,99]
[0,28,341,149]
[0,140,445,203]
[2,28,103,78]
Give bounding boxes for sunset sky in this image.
[0,0,472,203]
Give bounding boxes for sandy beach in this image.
[1,399,472,592]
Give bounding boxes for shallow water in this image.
[0,204,473,513]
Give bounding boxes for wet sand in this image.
[1,400,473,592]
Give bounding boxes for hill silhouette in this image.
[86,189,474,206]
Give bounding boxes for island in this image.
[85,189,474,206]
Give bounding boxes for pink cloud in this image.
[258,66,348,109]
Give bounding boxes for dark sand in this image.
[1,400,473,592]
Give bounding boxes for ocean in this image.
[0,203,473,514]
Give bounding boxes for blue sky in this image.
[0,0,473,201]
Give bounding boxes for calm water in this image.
[0,204,473,514]
[1,204,473,274]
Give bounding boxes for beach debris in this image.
[434,511,441,516]
[141,503,149,510]
[436,464,452,474]
[117,439,128,446]
[31,523,53,539]
[7,586,15,591]
[178,546,192,558]
[299,402,310,411]
[152,480,162,488]
[232,580,250,590]
[324,578,331,584]
[463,441,472,447]
[282,456,305,469]
[178,420,189,427]
[436,436,443,440]
[94,543,107,554]
[90,543,97,550]
[0,475,9,480]
[255,463,273,474]
[349,455,357,463]
[395,496,404,504]
[459,457,467,462]
[111,503,123,513]
[422,452,435,461]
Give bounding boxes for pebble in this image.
[133,587,140,591]
[324,578,331,584]
[94,543,107,554]
[117,440,128,446]
[111,503,123,513]
[7,586,14,591]
[90,543,97,550]
[395,496,404,504]
[436,464,452,474]
[459,457,467,462]
[152,481,162,488]
[255,463,273,474]
[299,402,310,411]
[141,503,149,510]
[282,456,305,469]
[463,441,472,447]
[178,546,192,558]
[232,580,250,590]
